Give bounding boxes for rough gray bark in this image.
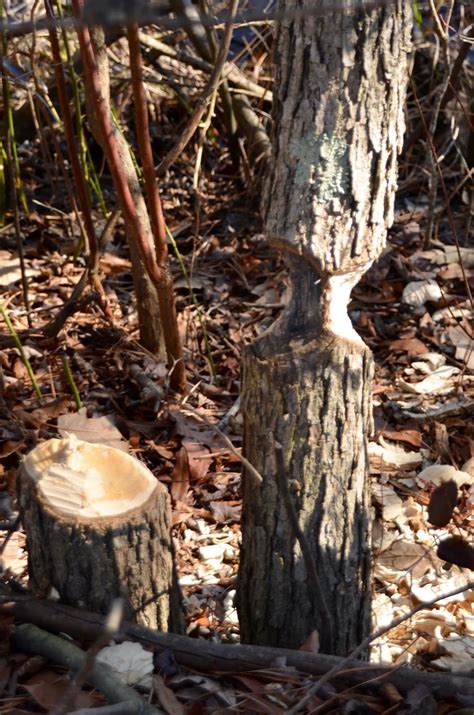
[237,0,412,655]
[19,446,183,633]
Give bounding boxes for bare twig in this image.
[156,0,240,177]
[139,32,272,100]
[73,2,163,286]
[5,592,474,704]
[287,579,474,714]
[424,0,455,248]
[51,600,124,715]
[45,0,109,315]
[1,0,395,38]
[69,703,140,715]
[14,622,162,715]
[410,77,474,308]
[180,403,262,483]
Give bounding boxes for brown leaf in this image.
[171,409,216,447]
[299,630,320,653]
[182,439,212,482]
[57,409,128,451]
[437,536,474,569]
[428,480,458,527]
[380,429,422,449]
[171,447,190,502]
[22,670,100,711]
[17,397,69,428]
[209,501,241,524]
[153,673,186,715]
[390,337,429,355]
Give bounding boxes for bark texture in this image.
[84,20,165,356]
[19,470,183,633]
[265,0,412,273]
[238,0,411,655]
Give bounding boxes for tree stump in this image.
[19,436,183,633]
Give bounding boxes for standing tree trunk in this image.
[237,0,412,655]
[82,21,165,357]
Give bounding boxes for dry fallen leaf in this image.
[153,673,186,715]
[299,629,320,653]
[437,536,474,570]
[390,337,430,355]
[23,670,100,711]
[428,480,458,528]
[171,447,190,503]
[380,428,422,449]
[57,409,128,451]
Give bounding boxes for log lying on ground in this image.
[19,435,183,632]
[14,623,162,715]
[3,593,474,704]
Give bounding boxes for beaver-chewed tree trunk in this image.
[237,0,412,655]
[20,436,183,633]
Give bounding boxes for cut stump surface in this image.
[19,435,183,632]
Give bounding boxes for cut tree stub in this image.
[19,435,183,632]
[237,260,373,653]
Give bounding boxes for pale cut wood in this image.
[19,436,183,633]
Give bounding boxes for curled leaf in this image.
[437,536,474,570]
[428,479,458,527]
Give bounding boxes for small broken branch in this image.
[157,0,240,177]
[44,0,107,313]
[4,591,474,704]
[139,32,272,101]
[51,600,124,715]
[14,623,162,715]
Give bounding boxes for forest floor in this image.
[1,3,474,712]
[1,163,474,712]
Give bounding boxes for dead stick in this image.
[156,0,240,177]
[13,623,162,715]
[51,600,124,715]
[72,0,162,289]
[287,578,474,714]
[139,32,272,101]
[45,0,107,312]
[4,592,474,703]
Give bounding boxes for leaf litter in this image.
[0,5,473,713]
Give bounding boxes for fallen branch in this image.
[13,623,162,715]
[288,577,474,714]
[69,702,139,715]
[4,592,474,704]
[157,0,240,177]
[51,600,124,715]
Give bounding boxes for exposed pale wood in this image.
[19,437,183,632]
